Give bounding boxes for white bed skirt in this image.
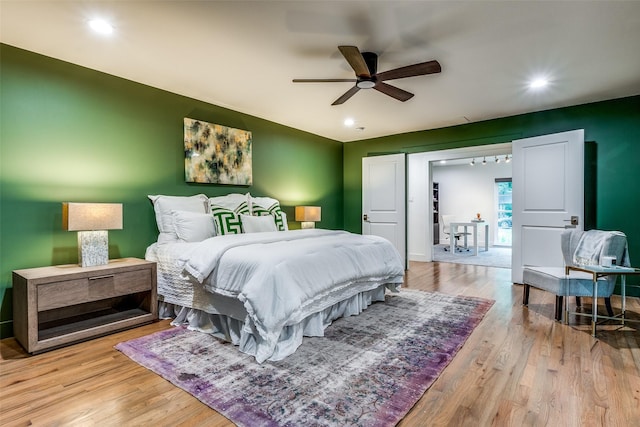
[159,283,400,362]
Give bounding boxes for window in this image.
[495,178,512,246]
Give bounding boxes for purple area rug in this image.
[115,290,493,426]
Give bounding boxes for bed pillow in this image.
[240,214,278,233]
[209,193,250,211]
[250,196,288,231]
[209,193,251,235]
[148,194,209,243]
[211,203,250,235]
[171,210,216,242]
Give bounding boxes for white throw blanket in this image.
[179,229,404,362]
[573,230,630,267]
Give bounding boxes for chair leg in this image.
[523,284,530,306]
[605,297,613,317]
[555,296,564,321]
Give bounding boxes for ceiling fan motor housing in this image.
[357,52,378,88]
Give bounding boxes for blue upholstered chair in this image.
[522,229,630,321]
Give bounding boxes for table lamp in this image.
[295,206,321,229]
[62,202,123,267]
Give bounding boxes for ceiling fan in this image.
[293,46,441,105]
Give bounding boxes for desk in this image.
[565,265,640,336]
[450,221,489,256]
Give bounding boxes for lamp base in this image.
[78,230,109,267]
[300,222,315,229]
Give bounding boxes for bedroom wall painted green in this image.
[0,44,343,338]
[343,95,640,291]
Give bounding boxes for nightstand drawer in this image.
[38,269,151,311]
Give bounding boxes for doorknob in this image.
[363,214,368,222]
[563,216,579,228]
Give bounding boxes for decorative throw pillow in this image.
[250,196,287,231]
[240,214,278,233]
[211,202,250,235]
[171,210,216,242]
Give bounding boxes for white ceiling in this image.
[1,1,639,143]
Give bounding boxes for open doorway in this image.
[407,144,512,268]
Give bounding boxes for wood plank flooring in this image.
[1,261,639,426]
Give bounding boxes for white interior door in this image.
[511,129,584,283]
[362,153,406,268]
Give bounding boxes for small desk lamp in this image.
[295,206,321,229]
[62,202,123,267]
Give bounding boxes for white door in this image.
[362,153,406,268]
[511,129,584,283]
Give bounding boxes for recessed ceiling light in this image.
[344,118,355,127]
[529,77,549,89]
[439,160,447,164]
[89,19,114,35]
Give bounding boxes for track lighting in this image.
[505,154,511,163]
[482,157,487,165]
[495,156,500,163]
[469,158,475,166]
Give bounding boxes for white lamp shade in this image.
[63,203,123,231]
[295,206,321,222]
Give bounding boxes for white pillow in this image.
[250,195,288,231]
[171,210,216,242]
[240,214,277,233]
[250,196,279,212]
[209,193,250,211]
[148,194,209,243]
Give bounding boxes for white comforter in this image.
[178,229,404,361]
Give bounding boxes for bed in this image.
[145,193,404,363]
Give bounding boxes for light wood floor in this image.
[2,262,639,426]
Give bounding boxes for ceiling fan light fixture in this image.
[356,80,376,89]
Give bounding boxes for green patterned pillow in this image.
[211,201,250,235]
[252,202,286,231]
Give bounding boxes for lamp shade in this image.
[62,203,123,231]
[295,206,321,222]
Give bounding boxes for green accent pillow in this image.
[252,202,286,231]
[211,201,250,235]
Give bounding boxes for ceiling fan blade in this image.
[332,85,361,105]
[373,82,414,102]
[376,60,441,81]
[338,46,371,78]
[293,78,357,83]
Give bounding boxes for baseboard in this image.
[0,320,13,339]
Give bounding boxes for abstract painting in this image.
[184,118,252,185]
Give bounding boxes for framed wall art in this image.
[184,118,252,185]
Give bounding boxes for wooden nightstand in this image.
[12,257,157,354]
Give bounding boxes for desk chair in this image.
[441,214,470,252]
[523,229,629,321]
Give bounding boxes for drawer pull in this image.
[89,274,115,281]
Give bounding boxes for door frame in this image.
[407,143,512,262]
